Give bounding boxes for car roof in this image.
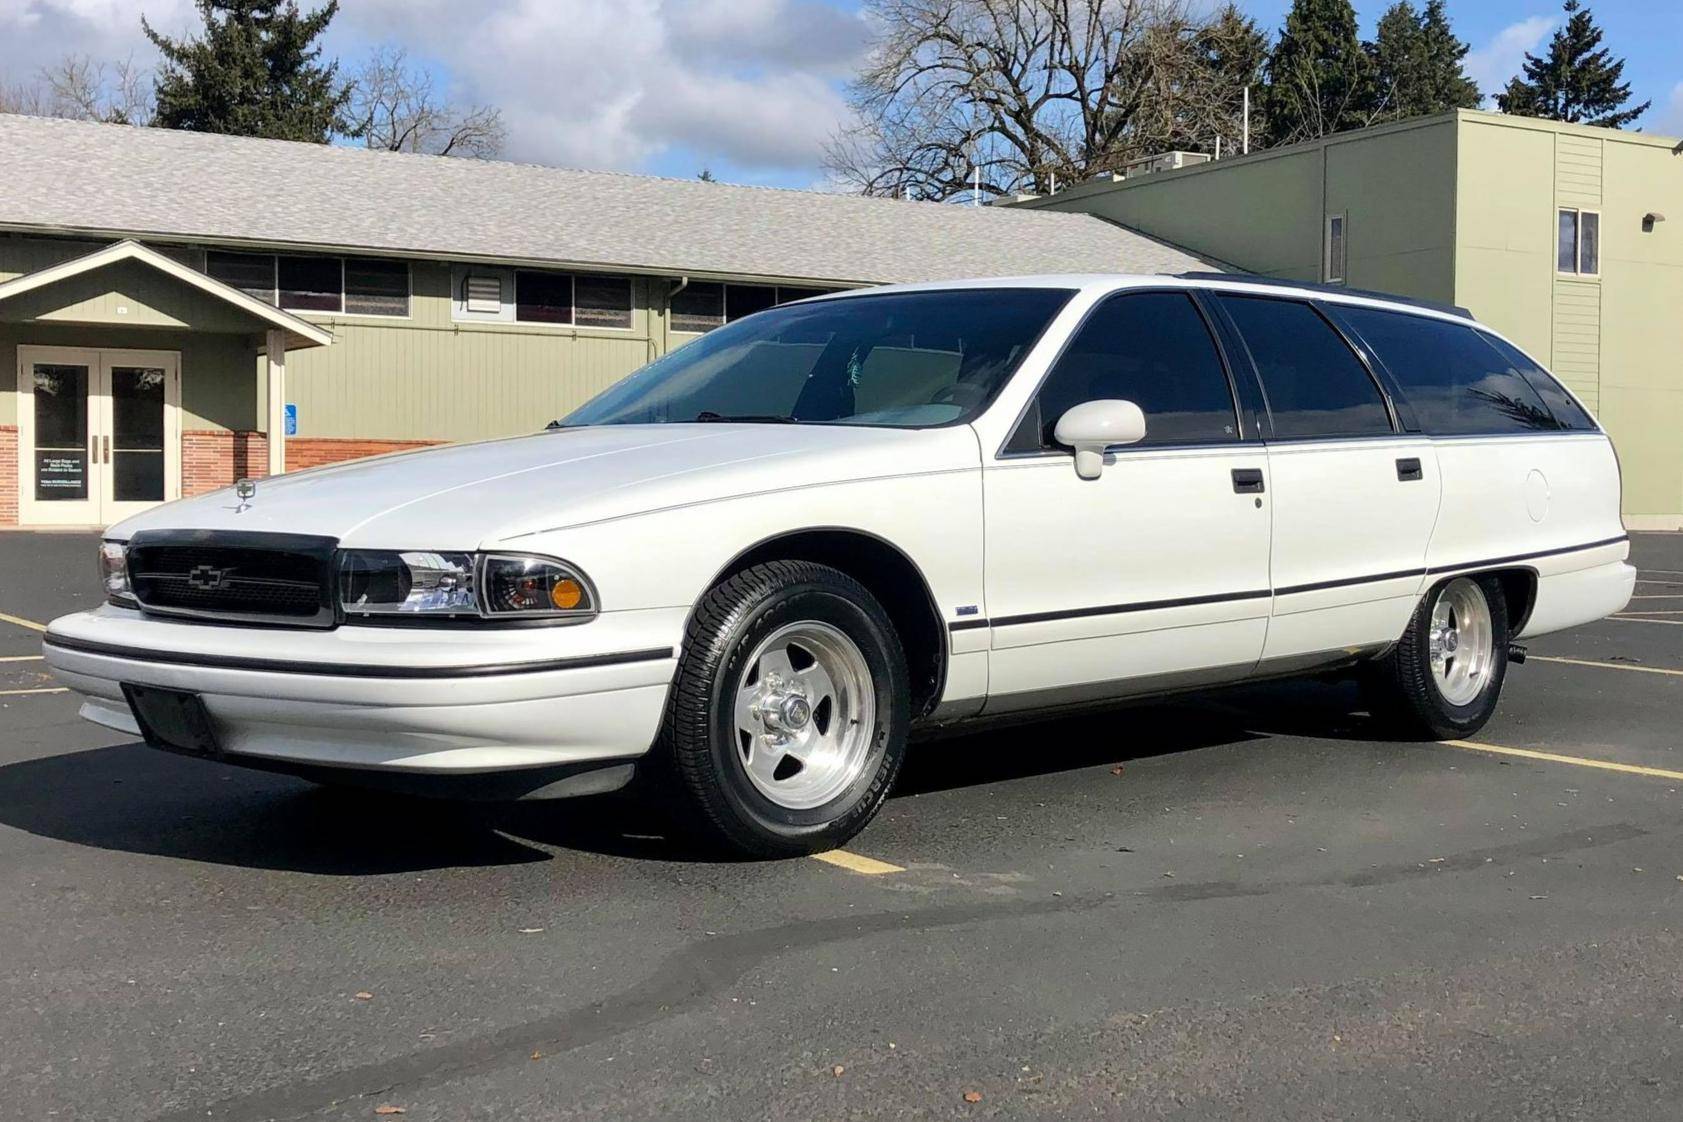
[813,273,1477,327]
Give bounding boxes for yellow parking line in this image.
[1440,739,1683,782]
[0,686,66,697]
[1630,594,1683,599]
[1614,609,1683,616]
[0,654,43,662]
[0,610,47,633]
[1635,579,1683,587]
[1530,655,1683,678]
[1612,616,1683,627]
[811,849,905,875]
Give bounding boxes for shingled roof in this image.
[0,114,1217,285]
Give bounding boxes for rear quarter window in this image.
[1338,306,1567,435]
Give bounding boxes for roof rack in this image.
[1175,272,1474,320]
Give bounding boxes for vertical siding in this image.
[282,262,666,441]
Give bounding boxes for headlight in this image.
[99,540,136,607]
[335,550,596,622]
[338,550,478,618]
[481,554,596,618]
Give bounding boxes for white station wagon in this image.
[44,275,1634,856]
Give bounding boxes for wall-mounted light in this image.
[1643,212,1667,233]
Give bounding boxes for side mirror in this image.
[1053,399,1146,480]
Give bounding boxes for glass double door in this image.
[17,347,180,526]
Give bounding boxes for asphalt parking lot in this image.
[2,532,1680,1121]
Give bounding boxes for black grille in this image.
[127,531,338,628]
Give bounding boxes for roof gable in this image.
[0,239,331,348]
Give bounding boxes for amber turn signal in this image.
[550,578,584,610]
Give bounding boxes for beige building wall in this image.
[281,261,664,442]
[1013,115,1460,301]
[1455,113,1683,526]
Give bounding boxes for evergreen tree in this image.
[1263,0,1374,144]
[1418,0,1482,111]
[1495,0,1649,129]
[1199,3,1271,138]
[1369,0,1480,121]
[144,0,351,142]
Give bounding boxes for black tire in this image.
[660,560,910,858]
[1366,573,1510,740]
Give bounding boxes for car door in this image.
[1208,293,1442,666]
[979,289,1273,712]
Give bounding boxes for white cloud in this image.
[1656,81,1683,138]
[0,0,194,78]
[333,0,869,174]
[0,0,870,178]
[1465,15,1556,106]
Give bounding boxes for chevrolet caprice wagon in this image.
[43,275,1634,856]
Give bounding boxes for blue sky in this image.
[1,0,1678,189]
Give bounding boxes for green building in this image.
[0,113,1213,529]
[1012,109,1683,529]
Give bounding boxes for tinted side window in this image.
[1217,296,1392,439]
[1479,333,1597,431]
[1340,307,1561,434]
[1015,291,1238,451]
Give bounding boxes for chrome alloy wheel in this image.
[1427,577,1495,707]
[733,621,876,810]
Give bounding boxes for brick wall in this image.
[0,426,16,527]
[284,437,442,471]
[182,429,269,497]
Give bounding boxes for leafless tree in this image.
[348,46,506,159]
[825,0,1262,201]
[0,54,153,123]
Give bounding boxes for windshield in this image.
[561,287,1074,429]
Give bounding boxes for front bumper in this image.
[42,605,683,780]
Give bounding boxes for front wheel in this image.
[661,560,910,858]
[1366,574,1510,740]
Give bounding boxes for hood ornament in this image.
[233,477,256,512]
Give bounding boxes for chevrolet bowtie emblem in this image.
[186,564,228,590]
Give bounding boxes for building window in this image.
[672,282,841,334]
[671,282,725,333]
[1325,213,1346,284]
[343,259,410,317]
[574,274,634,329]
[515,270,574,324]
[726,284,778,321]
[206,251,277,304]
[277,255,345,312]
[206,252,408,316]
[1558,208,1599,275]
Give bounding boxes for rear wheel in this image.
[1366,574,1510,740]
[661,561,909,857]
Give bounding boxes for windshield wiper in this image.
[693,411,796,423]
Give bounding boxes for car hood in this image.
[109,424,980,548]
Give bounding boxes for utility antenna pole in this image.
[1242,86,1251,154]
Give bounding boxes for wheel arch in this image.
[695,527,949,719]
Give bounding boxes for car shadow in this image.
[0,677,1396,874]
